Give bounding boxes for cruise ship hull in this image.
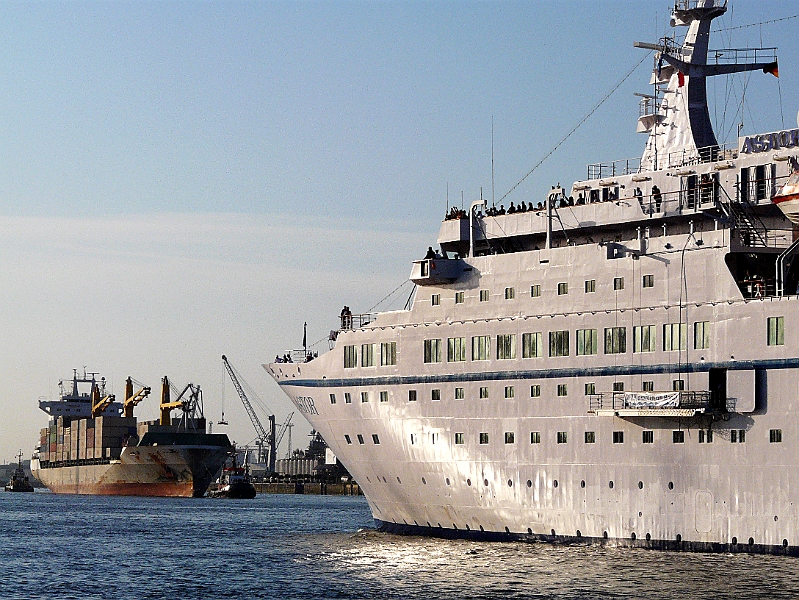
[31,445,230,497]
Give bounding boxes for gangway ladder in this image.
[716,185,768,248]
[222,355,278,473]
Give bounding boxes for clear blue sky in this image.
[0,0,797,460]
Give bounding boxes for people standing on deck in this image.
[652,185,662,212]
[340,306,352,330]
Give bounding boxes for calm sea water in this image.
[1,491,798,599]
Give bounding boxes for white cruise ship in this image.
[265,0,799,554]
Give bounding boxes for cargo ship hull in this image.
[31,444,230,497]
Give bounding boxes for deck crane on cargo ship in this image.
[221,355,293,473]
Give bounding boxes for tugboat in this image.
[209,450,256,499]
[5,451,34,493]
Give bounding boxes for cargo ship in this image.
[266,1,799,554]
[31,370,232,497]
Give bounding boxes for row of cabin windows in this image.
[330,379,684,405]
[342,317,785,367]
[343,428,781,447]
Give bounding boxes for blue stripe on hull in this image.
[374,520,798,556]
[280,357,799,389]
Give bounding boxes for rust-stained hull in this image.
[31,445,230,497]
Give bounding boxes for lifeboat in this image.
[773,157,799,225]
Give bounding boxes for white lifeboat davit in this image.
[773,157,799,225]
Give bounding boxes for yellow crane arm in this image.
[92,394,116,418]
[124,385,152,418]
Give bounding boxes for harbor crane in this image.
[221,355,293,473]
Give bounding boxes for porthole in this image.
[576,530,582,538]
[775,516,779,522]
[453,523,457,529]
[749,537,754,546]
[484,479,489,487]
[466,524,471,531]
[609,481,614,489]
[437,523,442,528]
[526,479,532,488]
[551,529,556,536]
[427,521,431,527]
[603,531,608,539]
[646,533,651,541]
[505,526,510,533]
[784,539,789,548]
[446,478,450,486]
[676,534,682,543]
[479,525,484,532]
[668,481,674,490]
[580,480,586,488]
[638,481,643,489]
[553,479,559,488]
[638,512,642,517]
[631,532,636,540]
[383,476,387,483]
[507,479,513,487]
[397,477,401,484]
[467,478,472,486]
[732,536,738,545]
[527,528,532,535]
[422,477,426,485]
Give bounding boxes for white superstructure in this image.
[266,1,799,553]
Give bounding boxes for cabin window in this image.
[613,277,624,290]
[410,433,418,445]
[431,294,441,306]
[454,387,464,400]
[694,322,710,350]
[345,392,352,404]
[673,431,685,444]
[557,384,568,397]
[642,431,654,444]
[522,332,543,358]
[577,329,598,355]
[585,279,596,293]
[585,431,596,444]
[379,391,388,403]
[642,274,654,288]
[550,330,570,357]
[431,389,441,401]
[423,339,442,363]
[380,342,397,366]
[663,323,687,351]
[372,434,380,445]
[673,379,685,391]
[585,382,596,395]
[633,325,656,353]
[557,282,568,295]
[357,434,365,445]
[699,430,713,443]
[408,390,417,402]
[531,432,541,444]
[329,393,336,405]
[455,432,465,444]
[604,327,626,354]
[480,289,490,302]
[530,284,541,298]
[479,433,489,445]
[768,316,785,346]
[613,431,624,444]
[504,432,515,444]
[361,343,376,367]
[344,345,358,368]
[431,432,439,444]
[472,336,490,361]
[497,334,517,359]
[643,381,654,392]
[613,382,624,392]
[731,429,746,443]
[770,429,782,443]
[530,384,541,397]
[504,386,515,399]
[344,434,352,444]
[557,431,568,444]
[447,337,467,362]
[479,386,489,399]
[504,287,515,300]
[455,291,464,304]
[361,391,369,403]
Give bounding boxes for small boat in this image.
[773,157,799,224]
[209,451,256,499]
[5,451,34,493]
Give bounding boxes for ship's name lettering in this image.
[294,396,318,415]
[741,129,799,154]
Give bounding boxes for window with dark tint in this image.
[530,384,541,397]
[357,434,365,445]
[642,274,654,288]
[530,432,541,444]
[585,431,595,443]
[642,431,653,444]
[504,432,515,444]
[454,432,464,444]
[372,434,380,444]
[344,434,352,444]
[479,433,489,444]
[673,430,685,443]
[770,429,783,443]
[557,431,567,444]
[613,431,624,444]
[330,393,336,404]
[408,390,417,402]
